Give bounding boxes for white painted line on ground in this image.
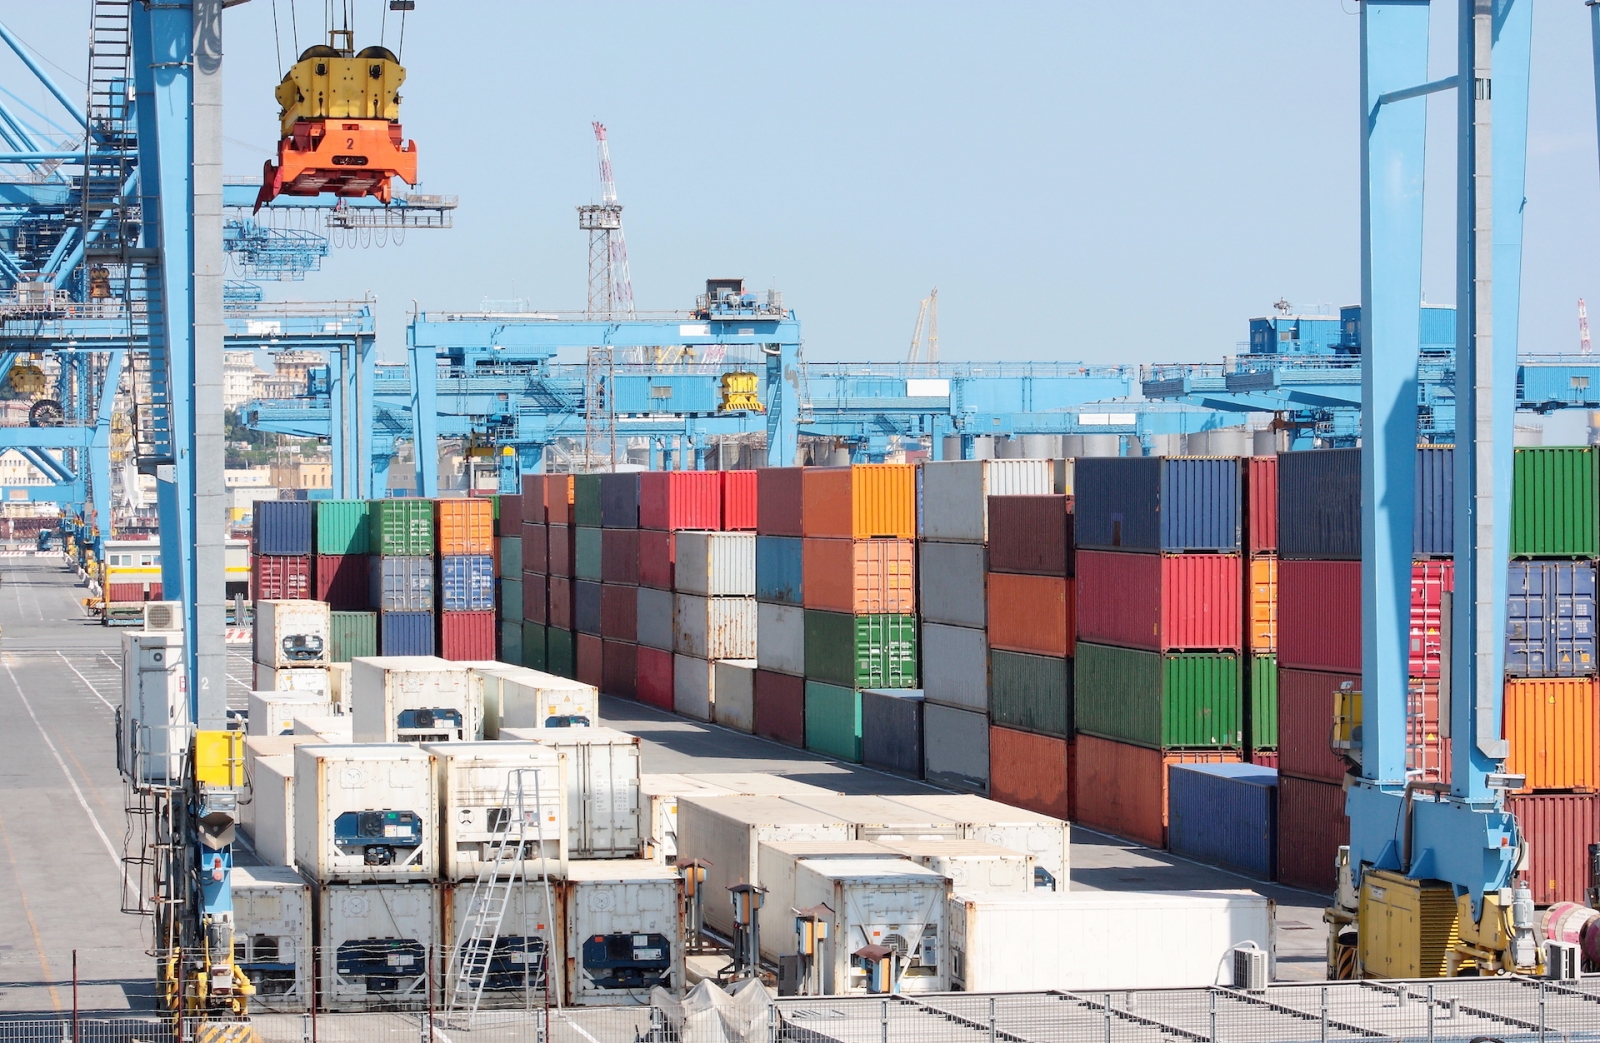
[58,652,116,712]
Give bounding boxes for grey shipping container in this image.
[861,688,924,777]
[755,536,803,605]
[920,622,989,712]
[1277,448,1361,559]
[574,579,603,635]
[599,472,640,528]
[989,649,1072,738]
[379,611,435,656]
[1074,457,1240,553]
[1506,561,1598,677]
[756,601,805,676]
[370,556,434,612]
[1166,763,1277,879]
[924,703,989,793]
[1414,445,1454,557]
[919,541,987,628]
[636,586,675,650]
[255,499,315,556]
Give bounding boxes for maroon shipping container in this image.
[576,633,603,688]
[754,668,805,746]
[1247,457,1278,554]
[756,467,804,537]
[500,489,524,534]
[1074,735,1241,848]
[602,639,638,700]
[548,576,573,630]
[520,474,544,526]
[1075,550,1242,652]
[601,582,638,641]
[1278,559,1361,672]
[1276,775,1349,893]
[521,521,548,574]
[545,475,572,525]
[255,555,312,600]
[601,529,641,585]
[1509,792,1600,906]
[547,524,572,577]
[636,645,674,710]
[638,471,721,531]
[988,495,1073,577]
[1277,667,1358,785]
[110,582,161,602]
[1410,561,1453,678]
[1248,749,1279,768]
[722,470,758,531]
[521,571,547,626]
[638,529,674,590]
[439,610,496,661]
[315,554,369,610]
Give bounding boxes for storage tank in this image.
[315,881,439,1010]
[254,599,332,668]
[754,839,899,961]
[425,741,566,879]
[246,691,333,737]
[350,655,474,743]
[874,838,1034,894]
[294,744,438,882]
[473,665,595,737]
[232,865,313,1009]
[558,859,684,1006]
[793,858,948,994]
[502,726,642,859]
[119,631,187,787]
[441,877,558,1007]
[889,792,1070,888]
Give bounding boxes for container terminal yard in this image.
[6,2,1600,1043]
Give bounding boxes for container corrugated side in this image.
[369,500,433,556]
[328,611,377,662]
[1246,456,1278,554]
[1277,559,1361,672]
[573,580,602,635]
[1508,792,1600,905]
[670,653,708,717]
[600,583,637,641]
[638,644,675,710]
[1073,735,1240,848]
[521,521,548,573]
[573,526,602,582]
[1248,557,1277,652]
[920,622,988,712]
[989,650,1071,738]
[756,468,804,537]
[756,602,804,676]
[1504,678,1600,791]
[672,594,757,659]
[521,622,547,670]
[674,531,756,596]
[546,627,574,678]
[987,495,1072,576]
[1074,643,1241,749]
[919,460,1053,542]
[435,499,494,555]
[861,688,923,776]
[1158,457,1241,553]
[601,638,637,699]
[314,500,370,555]
[547,523,572,576]
[545,474,574,525]
[801,465,916,539]
[1276,774,1348,892]
[1278,448,1361,559]
[638,471,720,531]
[721,470,757,531]
[498,490,524,533]
[499,576,523,622]
[370,556,434,613]
[378,611,434,655]
[522,572,547,625]
[754,669,805,746]
[923,703,989,793]
[503,620,527,666]
[572,474,602,527]
[986,572,1071,657]
[918,540,986,628]
[801,538,915,614]
[520,474,544,526]
[713,659,757,732]
[987,726,1070,821]
[1414,445,1454,556]
[440,611,496,661]
[598,472,640,529]
[255,500,314,556]
[315,554,368,610]
[1075,551,1240,652]
[1072,456,1161,551]
[637,528,674,590]
[1506,561,1598,677]
[438,555,494,611]
[1167,763,1277,879]
[1513,446,1599,558]
[600,528,641,585]
[804,681,862,762]
[636,586,675,651]
[499,535,523,576]
[1276,667,1358,784]
[755,536,802,604]
[1249,654,1278,749]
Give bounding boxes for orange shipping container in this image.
[801,464,916,539]
[989,726,1072,820]
[801,537,916,614]
[988,572,1072,657]
[1074,735,1240,848]
[1504,678,1600,792]
[436,498,494,555]
[1248,556,1277,652]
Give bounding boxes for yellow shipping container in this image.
[435,497,494,555]
[800,464,916,540]
[1248,556,1277,652]
[1504,677,1600,792]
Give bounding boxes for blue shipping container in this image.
[254,499,314,556]
[440,554,495,611]
[599,473,640,529]
[861,688,924,777]
[380,611,435,656]
[1166,762,1278,879]
[755,536,803,605]
[574,579,602,635]
[1506,561,1598,677]
[371,555,435,612]
[1074,457,1239,553]
[1414,445,1454,557]
[1277,448,1361,559]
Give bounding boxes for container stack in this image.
[1243,457,1279,767]
[314,500,371,612]
[634,473,705,711]
[1408,445,1455,783]
[1504,446,1600,906]
[369,499,435,655]
[1072,456,1245,850]
[435,498,496,660]
[753,467,807,745]
[571,473,604,688]
[254,499,314,600]
[495,489,524,665]
[253,599,334,697]
[596,473,642,701]
[528,475,572,677]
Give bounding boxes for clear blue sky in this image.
[2,1,1599,367]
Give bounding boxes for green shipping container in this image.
[989,649,1072,738]
[1249,653,1278,749]
[500,535,523,576]
[804,681,863,762]
[1512,446,1599,558]
[329,611,378,662]
[1074,642,1242,749]
[573,474,603,528]
[522,622,548,671]
[370,500,434,556]
[546,627,575,678]
[500,620,524,665]
[574,526,602,581]
[500,578,523,622]
[804,610,918,689]
[315,500,371,555]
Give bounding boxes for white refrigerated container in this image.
[873,838,1033,894]
[292,713,352,742]
[473,665,595,737]
[253,664,332,699]
[350,655,475,743]
[315,881,439,1010]
[294,744,438,883]
[888,792,1070,889]
[754,840,898,961]
[792,858,948,994]
[254,599,332,667]
[425,741,566,879]
[557,859,684,1006]
[638,773,740,863]
[780,794,962,842]
[441,877,560,1007]
[247,691,333,737]
[502,726,642,859]
[249,754,296,866]
[232,865,313,1008]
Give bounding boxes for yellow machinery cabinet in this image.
[1358,869,1460,978]
[275,46,405,135]
[719,371,764,412]
[194,729,244,788]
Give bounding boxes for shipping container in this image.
[713,659,757,733]
[369,500,434,556]
[986,572,1072,657]
[232,865,313,1003]
[546,474,573,525]
[254,555,312,600]
[1506,561,1598,677]
[477,664,595,736]
[924,703,990,793]
[636,645,674,711]
[438,879,554,1005]
[574,580,601,635]
[671,653,714,720]
[637,528,674,590]
[635,585,674,651]
[351,655,473,742]
[861,688,923,776]
[547,575,571,629]
[379,612,435,656]
[673,593,757,659]
[919,540,987,628]
[890,792,1071,884]
[1277,668,1358,785]
[1248,556,1277,652]
[756,467,804,537]
[987,726,1071,822]
[600,583,637,642]
[547,523,571,576]
[424,741,564,878]
[294,743,439,882]
[801,464,917,540]
[520,474,544,525]
[755,601,805,676]
[1415,445,1454,556]
[1504,677,1600,791]
[920,622,988,712]
[990,649,1072,738]
[1074,735,1241,848]
[1074,457,1241,553]
[547,627,575,679]
[600,528,640,585]
[598,472,640,529]
[804,609,918,689]
[1277,448,1360,559]
[499,534,523,577]
[502,620,526,666]
[573,474,602,527]
[638,470,721,530]
[1513,446,1599,558]
[557,860,684,1005]
[601,639,638,700]
[500,576,523,622]
[921,459,1055,543]
[1075,551,1241,652]
[1250,654,1278,750]
[440,610,496,661]
[290,711,349,740]
[370,555,434,613]
[793,859,948,993]
[574,526,602,581]
[1509,792,1600,906]
[330,610,378,662]
[314,881,438,1010]
[436,498,494,555]
[246,691,330,738]
[502,726,642,859]
[674,531,756,596]
[1277,559,1361,672]
[752,840,906,959]
[439,554,494,612]
[521,522,548,574]
[804,681,863,762]
[315,500,371,555]
[255,499,314,556]
[754,669,805,746]
[755,535,803,604]
[1167,763,1277,878]
[722,470,758,530]
[253,663,332,699]
[1246,456,1278,554]
[987,494,1073,576]
[312,554,367,611]
[1403,560,1451,680]
[255,599,332,668]
[1075,643,1241,749]
[499,489,525,533]
[1276,774,1348,893]
[519,622,544,672]
[801,537,915,614]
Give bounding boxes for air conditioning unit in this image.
[1233,947,1268,991]
[143,602,183,632]
[1545,940,1580,981]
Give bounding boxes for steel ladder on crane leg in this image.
[445,768,556,1020]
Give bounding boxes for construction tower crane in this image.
[578,122,636,320]
[907,288,938,369]
[1580,298,1591,354]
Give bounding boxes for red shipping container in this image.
[988,495,1072,577]
[638,529,674,590]
[636,646,674,710]
[1276,775,1349,893]
[756,467,804,537]
[1408,678,1448,781]
[1509,792,1600,906]
[1075,551,1242,652]
[602,639,638,699]
[522,571,547,625]
[638,471,721,531]
[439,610,496,661]
[601,529,641,585]
[546,474,573,525]
[989,726,1072,821]
[1277,559,1361,672]
[255,555,311,600]
[576,633,603,688]
[1249,749,1279,768]
[988,573,1072,657]
[520,474,544,526]
[1278,667,1358,784]
[316,554,369,610]
[521,521,548,574]
[1074,736,1240,848]
[601,582,638,641]
[1410,561,1453,677]
[547,524,572,577]
[110,582,155,602]
[1247,456,1278,554]
[722,470,758,531]
[500,487,524,533]
[754,668,805,746]
[548,576,573,630]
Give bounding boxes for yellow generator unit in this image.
[10,361,45,395]
[719,371,764,412]
[1357,869,1459,978]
